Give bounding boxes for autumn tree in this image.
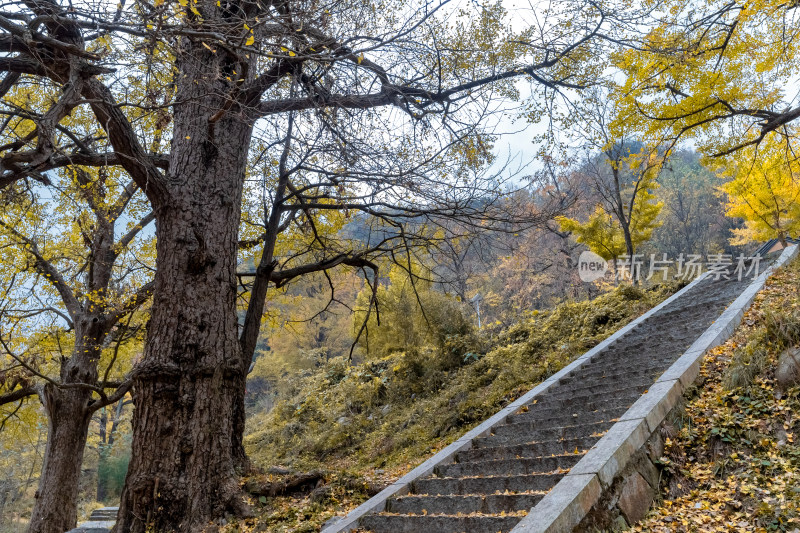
[554,91,663,275]
[232,103,575,473]
[353,261,475,366]
[451,182,590,321]
[558,205,627,262]
[717,141,800,247]
[0,397,45,530]
[648,149,736,258]
[0,167,153,533]
[0,0,633,527]
[616,0,800,158]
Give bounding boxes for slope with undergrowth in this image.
[234,281,682,532]
[632,257,800,533]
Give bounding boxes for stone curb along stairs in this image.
[512,244,799,533]
[322,245,798,533]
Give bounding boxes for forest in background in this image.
[245,148,742,398]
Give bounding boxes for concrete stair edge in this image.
[509,245,798,533]
[320,270,712,533]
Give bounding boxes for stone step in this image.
[455,436,594,463]
[591,342,680,360]
[612,324,695,339]
[557,366,660,387]
[530,394,638,415]
[574,357,674,378]
[604,340,651,352]
[559,366,661,387]
[609,343,694,357]
[617,319,700,335]
[531,384,646,411]
[88,509,117,520]
[412,472,564,496]
[360,513,523,533]
[545,375,653,399]
[477,420,612,448]
[67,526,112,533]
[387,492,544,515]
[436,454,581,478]
[579,360,672,378]
[662,294,738,314]
[656,303,719,319]
[507,404,624,427]
[661,305,723,319]
[490,418,610,439]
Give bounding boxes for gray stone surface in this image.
[66,507,117,533]
[67,521,114,533]
[359,513,523,533]
[777,346,800,390]
[388,493,545,515]
[413,472,564,495]
[566,418,649,487]
[617,472,653,525]
[611,515,629,531]
[510,474,601,533]
[655,349,703,387]
[618,379,683,433]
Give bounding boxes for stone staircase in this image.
[354,273,760,533]
[66,507,117,533]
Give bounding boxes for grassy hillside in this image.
[632,257,800,533]
[236,281,683,532]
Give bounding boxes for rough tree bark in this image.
[0,68,153,529]
[115,45,256,532]
[28,326,102,533]
[30,388,91,533]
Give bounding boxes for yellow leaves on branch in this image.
[716,140,800,246]
[556,149,662,261]
[613,0,800,156]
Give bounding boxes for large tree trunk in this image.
[27,386,92,533]
[28,321,104,533]
[115,46,255,532]
[621,223,638,284]
[28,324,103,533]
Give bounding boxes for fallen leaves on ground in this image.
[633,261,800,533]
